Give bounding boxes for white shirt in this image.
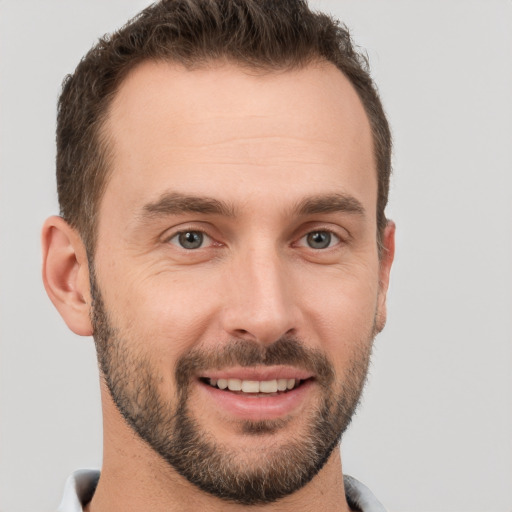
[58,469,387,511]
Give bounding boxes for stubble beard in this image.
[90,274,376,505]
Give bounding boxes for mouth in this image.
[196,368,315,421]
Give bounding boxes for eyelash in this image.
[296,230,342,250]
[166,227,344,251]
[167,229,214,250]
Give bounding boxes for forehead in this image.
[101,59,376,223]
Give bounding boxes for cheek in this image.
[96,245,381,372]
[100,263,223,360]
[296,262,380,358]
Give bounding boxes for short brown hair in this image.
[57,0,391,254]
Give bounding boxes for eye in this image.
[169,230,210,250]
[302,230,340,249]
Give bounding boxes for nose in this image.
[220,246,301,345]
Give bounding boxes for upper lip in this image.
[200,365,314,382]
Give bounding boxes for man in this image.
[41,0,394,510]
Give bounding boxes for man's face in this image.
[91,60,393,503]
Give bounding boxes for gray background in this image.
[1,1,511,511]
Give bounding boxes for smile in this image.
[197,368,315,421]
[205,378,304,394]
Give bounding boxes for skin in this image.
[42,60,395,511]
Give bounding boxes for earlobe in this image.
[375,220,396,333]
[41,216,93,336]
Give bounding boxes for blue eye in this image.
[171,231,206,249]
[305,231,338,249]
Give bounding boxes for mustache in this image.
[175,337,335,390]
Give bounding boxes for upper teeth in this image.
[209,378,297,393]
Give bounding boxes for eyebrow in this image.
[140,191,365,221]
[294,193,365,217]
[142,192,236,218]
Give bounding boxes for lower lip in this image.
[198,379,314,421]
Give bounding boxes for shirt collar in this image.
[58,469,387,511]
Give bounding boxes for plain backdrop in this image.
[1,1,511,511]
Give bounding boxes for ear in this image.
[41,216,93,336]
[375,220,396,333]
